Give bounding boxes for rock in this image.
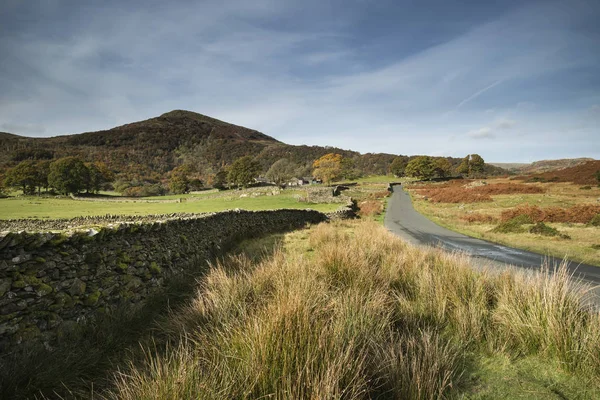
[0,279,11,297]
[69,278,86,296]
[11,254,31,264]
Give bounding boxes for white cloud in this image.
[467,127,495,140]
[494,119,517,130]
[0,0,597,161]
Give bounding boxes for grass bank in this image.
[4,220,594,398]
[408,179,600,266]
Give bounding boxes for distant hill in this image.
[490,158,595,174]
[517,160,600,185]
[0,110,506,182]
[488,162,529,172]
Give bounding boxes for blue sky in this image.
[0,0,598,162]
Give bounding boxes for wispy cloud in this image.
[456,80,504,110]
[467,127,495,140]
[0,0,598,162]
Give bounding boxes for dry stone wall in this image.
[0,209,329,349]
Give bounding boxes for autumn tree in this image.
[389,157,407,177]
[48,157,89,195]
[312,153,343,184]
[265,159,299,186]
[4,160,40,195]
[405,156,435,179]
[228,156,261,188]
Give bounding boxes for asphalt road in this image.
[384,184,600,286]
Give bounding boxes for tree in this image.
[596,170,600,186]
[433,157,452,178]
[456,156,470,175]
[457,154,485,176]
[213,169,229,189]
[48,157,89,195]
[340,157,361,180]
[312,153,342,184]
[35,160,51,195]
[4,160,40,195]
[389,157,407,177]
[0,179,7,197]
[228,156,261,188]
[470,154,485,174]
[86,162,114,193]
[405,156,435,179]
[265,159,298,186]
[169,165,191,194]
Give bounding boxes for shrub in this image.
[580,186,592,190]
[492,215,532,233]
[589,214,600,227]
[529,222,570,239]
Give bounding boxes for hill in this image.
[490,158,595,174]
[518,160,600,185]
[487,162,529,172]
[0,110,506,183]
[1,110,284,180]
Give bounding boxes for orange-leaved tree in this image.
[312,153,343,184]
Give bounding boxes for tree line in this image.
[3,157,114,196]
[2,152,489,196]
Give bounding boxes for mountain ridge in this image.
[0,110,505,182]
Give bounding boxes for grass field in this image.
[4,220,599,398]
[0,189,340,219]
[408,178,600,266]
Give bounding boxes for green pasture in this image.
[0,193,339,219]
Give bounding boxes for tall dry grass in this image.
[102,221,600,399]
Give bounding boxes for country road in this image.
[384,184,600,286]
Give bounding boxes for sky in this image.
[0,0,599,162]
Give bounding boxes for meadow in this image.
[3,220,600,399]
[0,187,341,220]
[408,178,600,266]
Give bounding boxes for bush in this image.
[529,222,571,239]
[589,214,600,227]
[492,215,533,233]
[580,186,592,190]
